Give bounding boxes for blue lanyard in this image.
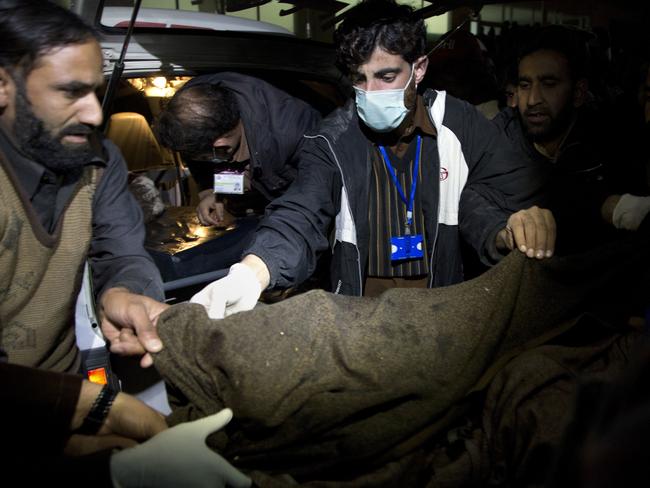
[378,135,421,228]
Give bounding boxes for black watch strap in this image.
[76,384,118,435]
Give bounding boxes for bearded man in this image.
[0,0,168,375]
[494,25,650,254]
[0,3,248,483]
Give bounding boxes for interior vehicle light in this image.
[126,76,191,99]
[152,76,167,89]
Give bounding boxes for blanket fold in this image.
[154,233,649,484]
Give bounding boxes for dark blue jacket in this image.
[493,106,627,254]
[183,72,322,200]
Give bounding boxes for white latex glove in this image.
[612,194,650,231]
[110,408,251,488]
[190,263,262,319]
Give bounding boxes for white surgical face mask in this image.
[354,65,414,133]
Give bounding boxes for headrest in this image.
[106,112,167,172]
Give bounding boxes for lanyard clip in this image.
[405,210,413,235]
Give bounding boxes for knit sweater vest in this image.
[0,152,98,373]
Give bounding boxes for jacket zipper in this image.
[425,101,440,288]
[334,280,342,294]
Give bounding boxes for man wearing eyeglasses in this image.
[154,72,322,226]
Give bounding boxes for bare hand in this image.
[66,380,168,456]
[100,288,169,368]
[496,206,556,259]
[197,192,226,226]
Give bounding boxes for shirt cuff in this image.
[482,223,507,266]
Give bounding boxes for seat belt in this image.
[74,261,121,391]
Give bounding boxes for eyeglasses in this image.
[181,147,233,165]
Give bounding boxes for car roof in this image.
[83,4,341,85]
[100,6,293,35]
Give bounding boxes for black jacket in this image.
[246,90,545,295]
[183,72,322,201]
[492,106,631,254]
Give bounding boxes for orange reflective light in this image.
[88,367,108,385]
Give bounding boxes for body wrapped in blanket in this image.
[151,228,649,487]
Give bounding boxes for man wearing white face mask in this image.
[190,0,556,318]
[353,60,417,132]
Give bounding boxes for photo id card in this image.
[214,172,244,195]
[390,234,424,261]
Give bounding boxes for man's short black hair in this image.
[154,83,240,156]
[518,25,590,82]
[0,0,100,74]
[334,0,426,77]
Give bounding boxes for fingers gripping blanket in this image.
[153,235,649,484]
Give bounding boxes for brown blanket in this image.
[153,233,648,485]
[475,323,640,487]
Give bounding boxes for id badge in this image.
[214,172,244,195]
[390,234,424,261]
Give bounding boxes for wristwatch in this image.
[75,384,118,435]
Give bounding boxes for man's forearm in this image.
[93,257,164,303]
[90,139,165,302]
